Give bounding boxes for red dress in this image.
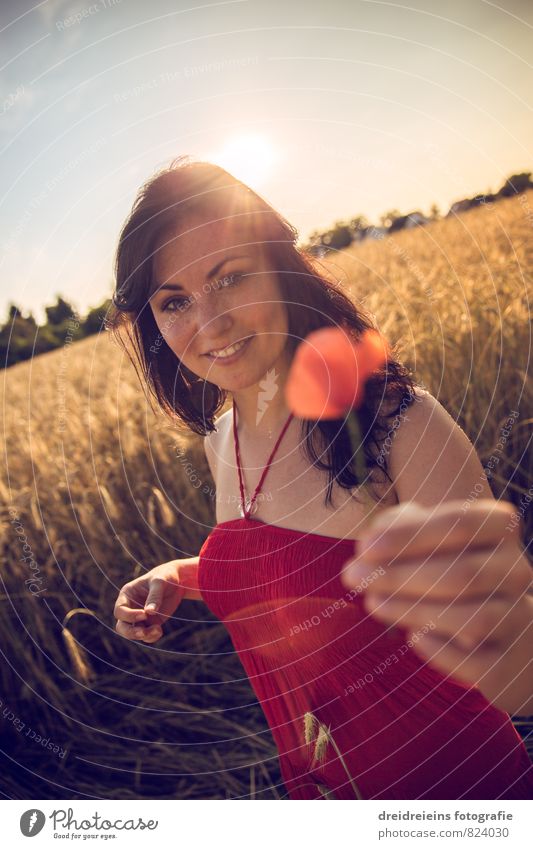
[197,402,533,800]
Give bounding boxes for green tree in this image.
[45,295,76,326]
[0,306,40,367]
[379,209,401,228]
[7,303,22,320]
[322,220,353,250]
[349,215,369,236]
[498,172,533,198]
[81,298,112,336]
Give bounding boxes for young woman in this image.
[110,156,533,800]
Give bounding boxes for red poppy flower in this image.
[285,327,389,419]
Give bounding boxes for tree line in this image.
[3,171,531,368]
[0,296,111,369]
[303,171,533,253]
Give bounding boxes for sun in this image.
[204,134,278,188]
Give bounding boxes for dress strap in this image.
[233,398,294,519]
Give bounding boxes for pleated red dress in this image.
[197,401,533,800]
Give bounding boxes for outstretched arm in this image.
[342,390,533,715]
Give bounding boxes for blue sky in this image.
[1,0,532,323]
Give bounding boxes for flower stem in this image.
[345,410,366,486]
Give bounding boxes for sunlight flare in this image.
[205,133,278,188]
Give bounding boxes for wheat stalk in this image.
[303,710,364,800]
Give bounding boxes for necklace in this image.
[232,399,294,519]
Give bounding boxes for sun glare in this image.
[205,134,278,187]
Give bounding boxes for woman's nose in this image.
[195,298,233,341]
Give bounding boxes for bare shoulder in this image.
[386,386,494,506]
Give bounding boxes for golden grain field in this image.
[1,192,532,799]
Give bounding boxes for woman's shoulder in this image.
[377,382,428,417]
[203,407,232,478]
[384,386,492,506]
[204,406,232,442]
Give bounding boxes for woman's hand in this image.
[113,560,189,644]
[341,499,533,715]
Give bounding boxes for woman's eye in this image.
[160,272,247,311]
[218,272,245,289]
[161,296,192,312]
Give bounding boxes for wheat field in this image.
[1,192,532,799]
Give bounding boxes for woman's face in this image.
[148,214,291,390]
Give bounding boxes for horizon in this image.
[3,165,529,326]
[1,0,532,324]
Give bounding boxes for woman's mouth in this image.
[203,335,254,365]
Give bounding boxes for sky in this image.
[1,0,532,323]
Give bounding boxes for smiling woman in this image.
[107,154,414,503]
[108,155,533,801]
[147,206,292,402]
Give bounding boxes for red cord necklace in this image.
[232,398,294,519]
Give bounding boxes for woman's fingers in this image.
[115,618,163,643]
[144,578,165,613]
[353,498,519,565]
[113,589,149,624]
[114,571,183,640]
[342,542,531,602]
[403,628,533,714]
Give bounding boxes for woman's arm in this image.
[341,389,533,716]
[171,557,203,602]
[387,387,495,507]
[114,556,203,644]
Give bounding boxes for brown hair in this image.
[107,155,418,507]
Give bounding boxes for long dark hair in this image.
[107,155,419,507]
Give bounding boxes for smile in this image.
[204,335,253,363]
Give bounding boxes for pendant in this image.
[239,496,259,517]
